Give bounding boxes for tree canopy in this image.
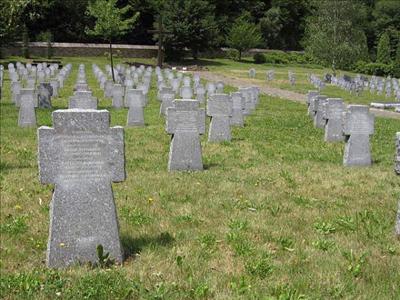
[1,0,399,65]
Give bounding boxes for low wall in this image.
[1,42,303,59]
[2,42,158,58]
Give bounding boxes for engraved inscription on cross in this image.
[38,109,125,268]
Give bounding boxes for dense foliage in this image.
[0,0,399,66]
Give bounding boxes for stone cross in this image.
[343,105,374,167]
[38,109,125,268]
[38,83,53,108]
[238,88,252,115]
[104,80,114,98]
[181,86,193,99]
[69,93,98,109]
[207,94,233,142]
[395,132,400,175]
[112,84,124,109]
[125,89,145,126]
[195,85,205,103]
[216,81,224,93]
[18,89,37,127]
[166,100,205,171]
[206,82,216,97]
[230,92,245,127]
[323,98,345,142]
[313,95,328,129]
[249,68,256,78]
[160,90,176,116]
[49,79,59,97]
[11,81,21,104]
[307,90,319,117]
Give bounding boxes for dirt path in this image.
[194,71,400,120]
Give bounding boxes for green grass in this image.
[1,56,400,299]
[178,57,399,106]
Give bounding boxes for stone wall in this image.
[2,42,158,58]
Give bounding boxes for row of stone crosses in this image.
[32,61,262,268]
[307,90,400,173]
[7,62,73,127]
[94,63,261,171]
[249,68,296,86]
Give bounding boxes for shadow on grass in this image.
[121,232,175,260]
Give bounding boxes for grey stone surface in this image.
[196,86,206,104]
[395,132,400,175]
[37,109,125,268]
[125,89,145,126]
[50,80,59,97]
[104,80,113,98]
[343,105,374,167]
[11,81,21,104]
[207,94,233,142]
[112,84,124,109]
[181,86,193,99]
[313,95,328,128]
[166,100,205,171]
[216,81,224,93]
[238,88,251,115]
[69,96,98,109]
[160,90,176,116]
[230,92,244,127]
[249,68,256,78]
[323,98,345,142]
[307,90,319,117]
[38,83,53,108]
[18,89,37,127]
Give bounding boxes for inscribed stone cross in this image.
[230,92,245,127]
[166,100,205,171]
[125,89,145,126]
[343,105,374,167]
[313,95,328,128]
[37,109,125,268]
[323,98,345,142]
[18,89,37,127]
[207,94,233,142]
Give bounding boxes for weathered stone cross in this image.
[38,109,125,268]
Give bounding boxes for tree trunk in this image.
[239,50,242,61]
[110,41,115,83]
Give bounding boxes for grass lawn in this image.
[179,57,399,106]
[1,56,400,299]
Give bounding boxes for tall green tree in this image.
[260,0,311,50]
[86,0,139,81]
[303,0,369,74]
[227,15,262,61]
[162,0,219,60]
[0,0,46,51]
[376,32,392,63]
[372,0,400,49]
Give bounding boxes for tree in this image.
[0,0,45,51]
[260,0,311,50]
[86,0,139,82]
[162,0,219,61]
[376,32,392,64]
[227,15,262,61]
[303,0,369,74]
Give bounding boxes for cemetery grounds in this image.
[0,56,399,299]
